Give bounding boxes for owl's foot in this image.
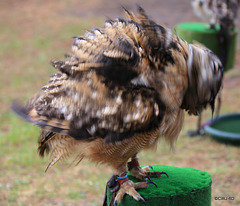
[106,172,156,206]
[128,158,169,181]
[114,179,147,205]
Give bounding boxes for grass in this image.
[1,1,240,206]
[0,7,109,205]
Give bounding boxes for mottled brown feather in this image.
[12,7,223,175]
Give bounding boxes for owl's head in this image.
[181,42,223,115]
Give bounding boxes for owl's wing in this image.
[12,7,176,144]
[12,72,165,144]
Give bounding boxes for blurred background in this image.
[0,0,239,205]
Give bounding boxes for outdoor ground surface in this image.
[0,0,239,205]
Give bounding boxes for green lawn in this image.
[0,1,240,206]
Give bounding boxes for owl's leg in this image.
[128,156,168,180]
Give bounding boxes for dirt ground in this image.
[0,0,239,111]
[0,0,240,205]
[1,0,240,27]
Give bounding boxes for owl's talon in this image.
[146,180,158,188]
[136,195,146,204]
[148,165,153,170]
[144,175,151,181]
[145,171,169,178]
[159,171,169,178]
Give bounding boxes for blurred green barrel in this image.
[174,22,238,71]
[107,165,212,206]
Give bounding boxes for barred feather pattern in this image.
[39,110,184,172]
[12,6,223,172]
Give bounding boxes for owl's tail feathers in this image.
[11,101,70,135]
[11,101,34,123]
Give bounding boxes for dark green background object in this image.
[204,113,240,144]
[174,22,238,70]
[107,165,212,206]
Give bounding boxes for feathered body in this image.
[12,7,223,203]
[191,0,239,30]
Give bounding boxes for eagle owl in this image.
[12,7,223,205]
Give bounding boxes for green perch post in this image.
[106,165,212,206]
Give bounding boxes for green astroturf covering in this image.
[107,165,212,206]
